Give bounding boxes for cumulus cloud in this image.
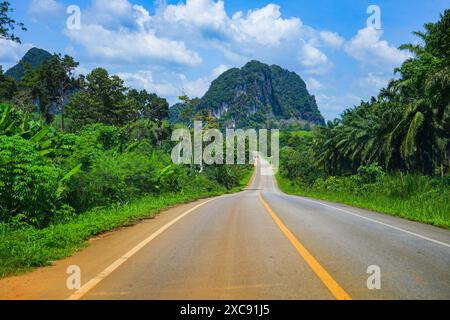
[300,43,328,67]
[344,27,411,69]
[67,24,202,66]
[66,0,334,72]
[118,70,180,97]
[229,4,301,46]
[305,77,323,91]
[180,64,229,97]
[163,1,301,46]
[164,0,228,31]
[211,64,228,78]
[319,31,344,48]
[298,43,332,75]
[65,1,202,66]
[118,64,230,101]
[60,0,415,117]
[88,0,148,28]
[0,40,32,68]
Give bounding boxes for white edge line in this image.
[280,193,450,249]
[66,196,222,300]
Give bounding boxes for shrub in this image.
[204,165,241,190]
[279,146,322,185]
[0,136,61,227]
[67,150,182,211]
[183,174,222,193]
[356,163,385,184]
[60,124,124,172]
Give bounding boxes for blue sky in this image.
[1,0,448,120]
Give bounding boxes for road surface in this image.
[1,157,449,300]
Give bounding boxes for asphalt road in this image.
[1,157,449,300]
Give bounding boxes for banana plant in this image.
[0,104,57,155]
[55,164,82,200]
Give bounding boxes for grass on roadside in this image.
[276,173,450,229]
[0,169,253,278]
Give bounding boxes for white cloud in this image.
[305,77,322,91]
[67,24,202,66]
[180,64,229,97]
[118,64,229,101]
[29,0,63,15]
[157,1,331,74]
[229,4,301,46]
[63,0,332,73]
[133,5,152,29]
[345,27,411,68]
[0,40,32,68]
[163,1,301,47]
[300,43,328,67]
[178,74,209,98]
[88,0,141,27]
[360,72,392,90]
[211,64,228,78]
[299,43,332,75]
[118,70,180,97]
[74,64,91,77]
[65,1,202,66]
[319,31,344,49]
[164,0,228,31]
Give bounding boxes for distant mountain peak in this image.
[5,47,53,80]
[194,60,324,127]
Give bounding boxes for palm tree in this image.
[386,10,450,174]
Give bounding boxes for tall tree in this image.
[39,54,79,130]
[20,64,52,123]
[386,9,450,173]
[313,10,450,176]
[127,89,169,123]
[177,95,201,128]
[66,68,138,129]
[19,54,79,126]
[0,65,17,101]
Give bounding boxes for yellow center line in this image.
[258,193,352,300]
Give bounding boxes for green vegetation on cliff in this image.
[172,60,324,128]
[5,47,52,80]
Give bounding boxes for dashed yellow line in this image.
[258,193,352,300]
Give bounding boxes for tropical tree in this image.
[384,9,450,174]
[66,68,138,129]
[127,89,169,123]
[0,1,26,43]
[39,54,79,130]
[312,119,349,176]
[0,65,17,101]
[313,10,450,176]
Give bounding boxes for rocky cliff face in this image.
[197,60,324,128]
